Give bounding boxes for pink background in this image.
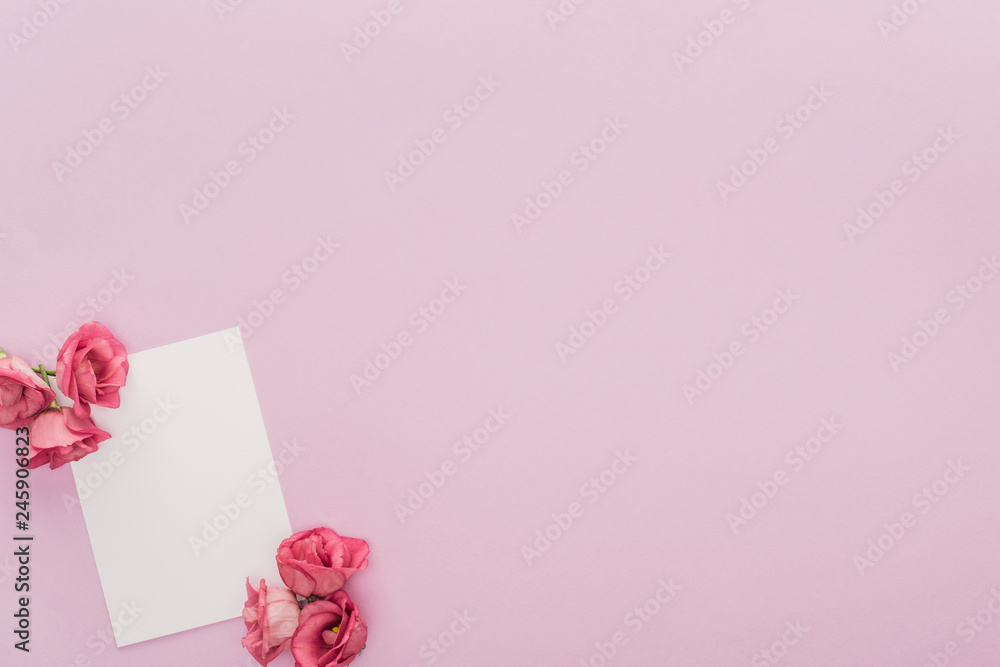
[2,0,1000,665]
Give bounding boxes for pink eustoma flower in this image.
[242,578,301,666]
[56,321,129,418]
[277,528,370,598]
[290,590,367,667]
[0,355,55,429]
[27,407,110,469]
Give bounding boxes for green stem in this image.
[37,369,59,410]
[39,368,51,388]
[0,347,6,359]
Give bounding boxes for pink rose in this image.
[56,322,129,418]
[27,408,110,470]
[0,355,55,429]
[277,528,370,598]
[242,578,301,666]
[290,590,367,667]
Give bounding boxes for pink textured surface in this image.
[2,1,1000,665]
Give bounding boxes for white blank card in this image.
[71,328,292,647]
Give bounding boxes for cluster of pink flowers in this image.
[0,322,129,469]
[244,527,371,667]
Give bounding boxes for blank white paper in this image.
[70,328,292,647]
